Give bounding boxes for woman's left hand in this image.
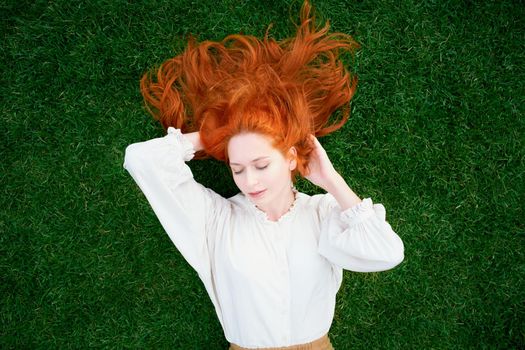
[304,135,340,191]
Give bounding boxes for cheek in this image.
[232,174,245,190]
[267,164,290,186]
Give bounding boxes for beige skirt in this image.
[229,334,334,350]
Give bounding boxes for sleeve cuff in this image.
[166,127,196,161]
[161,127,196,188]
[340,198,387,226]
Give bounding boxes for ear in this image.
[287,147,297,171]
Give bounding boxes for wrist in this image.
[183,132,203,152]
[324,172,362,210]
[322,171,345,193]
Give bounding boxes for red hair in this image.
[140,0,359,178]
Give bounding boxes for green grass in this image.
[1,0,524,348]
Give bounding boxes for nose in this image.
[245,168,259,187]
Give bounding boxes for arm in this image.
[304,135,361,210]
[123,127,228,275]
[183,131,204,152]
[305,135,404,272]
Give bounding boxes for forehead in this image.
[227,132,280,164]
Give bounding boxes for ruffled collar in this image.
[245,188,301,224]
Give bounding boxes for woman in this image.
[123,1,404,349]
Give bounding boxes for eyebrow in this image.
[229,156,270,166]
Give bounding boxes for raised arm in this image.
[182,131,204,152]
[304,135,362,210]
[123,127,229,275]
[305,135,404,272]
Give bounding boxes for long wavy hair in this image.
[140,0,359,178]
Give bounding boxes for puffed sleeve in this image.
[123,127,230,276]
[318,197,404,272]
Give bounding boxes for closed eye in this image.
[232,164,269,175]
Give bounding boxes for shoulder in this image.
[227,192,247,205]
[226,193,253,215]
[298,192,337,209]
[296,192,340,219]
[223,193,266,223]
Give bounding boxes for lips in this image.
[248,189,266,198]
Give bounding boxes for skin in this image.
[227,132,297,221]
[183,131,362,221]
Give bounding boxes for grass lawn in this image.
[1,0,523,348]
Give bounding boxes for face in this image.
[227,132,297,208]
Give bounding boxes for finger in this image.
[309,134,321,148]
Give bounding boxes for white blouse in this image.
[123,127,404,348]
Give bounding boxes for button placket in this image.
[273,225,291,345]
[279,241,291,342]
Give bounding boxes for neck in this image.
[257,188,296,222]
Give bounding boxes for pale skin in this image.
[183,131,362,221]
